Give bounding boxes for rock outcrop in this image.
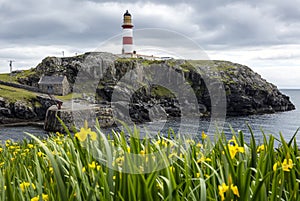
[44,103,114,132]
[29,53,295,117]
[216,61,295,115]
[0,95,57,124]
[1,52,295,128]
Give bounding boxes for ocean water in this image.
[159,89,300,144]
[224,89,300,144]
[0,89,299,144]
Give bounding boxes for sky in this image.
[0,0,300,88]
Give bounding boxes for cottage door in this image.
[47,85,54,94]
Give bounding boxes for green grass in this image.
[0,73,18,83]
[0,70,36,83]
[14,69,36,80]
[0,84,37,103]
[141,59,164,66]
[0,83,83,103]
[0,122,299,200]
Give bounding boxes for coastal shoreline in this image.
[0,121,44,128]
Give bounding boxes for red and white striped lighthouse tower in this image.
[122,10,134,54]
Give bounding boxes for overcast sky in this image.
[0,0,300,88]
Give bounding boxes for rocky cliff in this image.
[13,52,296,124]
[0,52,295,127]
[0,94,58,124]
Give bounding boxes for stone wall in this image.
[44,104,114,132]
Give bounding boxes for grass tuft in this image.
[0,123,298,200]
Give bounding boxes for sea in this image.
[0,89,300,144]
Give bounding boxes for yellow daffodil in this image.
[197,154,212,163]
[31,196,39,201]
[231,184,240,197]
[257,144,265,152]
[20,182,36,192]
[273,162,280,171]
[88,161,96,169]
[196,173,201,178]
[282,158,293,172]
[49,167,53,174]
[42,194,49,200]
[218,183,229,201]
[82,167,86,173]
[37,151,44,157]
[56,131,63,137]
[202,131,207,140]
[196,143,202,148]
[155,139,168,147]
[27,144,34,149]
[75,120,97,141]
[228,136,244,159]
[31,194,49,201]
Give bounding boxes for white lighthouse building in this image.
[122,10,134,54]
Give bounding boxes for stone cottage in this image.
[38,76,70,96]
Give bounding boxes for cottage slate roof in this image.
[38,76,66,84]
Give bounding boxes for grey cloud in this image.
[0,0,299,54]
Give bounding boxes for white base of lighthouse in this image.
[122,44,134,54]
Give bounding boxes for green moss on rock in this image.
[151,85,175,98]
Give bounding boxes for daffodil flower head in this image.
[31,194,49,201]
[75,120,97,141]
[257,144,266,152]
[218,183,229,201]
[228,136,244,159]
[202,131,208,140]
[88,161,97,169]
[231,184,240,197]
[273,161,280,171]
[20,181,36,192]
[282,158,293,172]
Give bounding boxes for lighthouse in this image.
[122,10,134,54]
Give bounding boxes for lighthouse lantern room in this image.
[122,10,134,54]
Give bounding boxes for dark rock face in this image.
[215,61,295,115]
[0,95,56,124]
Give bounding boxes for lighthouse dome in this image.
[124,10,131,16]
